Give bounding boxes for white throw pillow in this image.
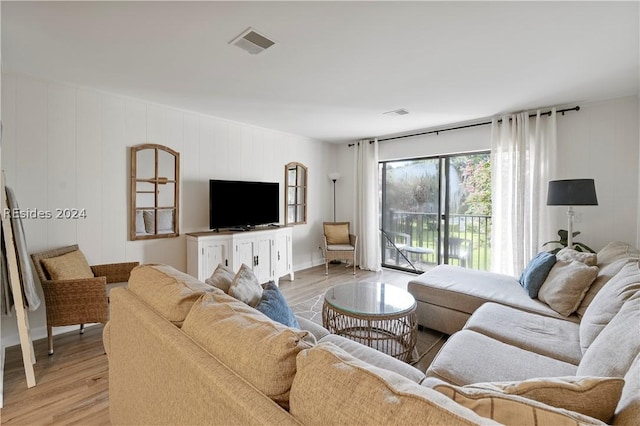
[228,263,263,307]
[538,260,599,316]
[205,263,235,293]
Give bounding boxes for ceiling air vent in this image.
[230,27,275,55]
[383,108,410,116]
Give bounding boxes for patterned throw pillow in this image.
[519,252,557,298]
[41,250,94,280]
[255,281,299,328]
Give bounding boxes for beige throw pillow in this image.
[205,263,235,293]
[434,383,607,425]
[228,263,263,307]
[538,260,599,316]
[41,250,94,280]
[182,293,316,408]
[556,247,597,266]
[324,223,350,245]
[465,376,624,423]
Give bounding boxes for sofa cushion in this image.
[255,281,299,328]
[519,251,556,298]
[613,352,640,425]
[41,249,94,280]
[462,376,624,423]
[204,263,235,293]
[181,292,316,408]
[577,292,640,379]
[538,260,598,316]
[433,382,606,425]
[579,260,640,353]
[577,242,640,317]
[408,265,573,322]
[556,247,597,266]
[128,264,220,326]
[463,302,582,365]
[289,342,496,426]
[228,263,263,307]
[318,334,425,384]
[426,330,577,386]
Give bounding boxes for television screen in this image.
[209,180,279,230]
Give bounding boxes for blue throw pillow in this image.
[519,252,557,298]
[255,281,300,329]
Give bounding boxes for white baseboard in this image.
[1,323,100,350]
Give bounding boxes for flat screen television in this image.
[209,179,279,230]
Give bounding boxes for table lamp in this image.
[546,179,598,248]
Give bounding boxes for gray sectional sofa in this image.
[408,241,640,425]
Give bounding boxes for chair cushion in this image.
[181,292,316,408]
[326,244,354,251]
[324,223,350,245]
[289,342,491,425]
[41,249,94,280]
[538,260,598,316]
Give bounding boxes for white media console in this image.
[186,226,294,284]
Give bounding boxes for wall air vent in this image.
[383,108,410,116]
[230,27,275,55]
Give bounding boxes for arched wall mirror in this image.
[130,144,180,240]
[285,162,307,225]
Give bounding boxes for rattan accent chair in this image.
[323,222,358,275]
[31,244,139,355]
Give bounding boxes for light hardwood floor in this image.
[1,264,422,425]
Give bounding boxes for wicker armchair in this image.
[323,222,358,275]
[30,244,139,355]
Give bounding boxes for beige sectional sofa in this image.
[105,264,495,425]
[408,241,640,425]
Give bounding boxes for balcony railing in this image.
[382,211,492,272]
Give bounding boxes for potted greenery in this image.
[543,230,596,254]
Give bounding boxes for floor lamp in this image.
[547,179,598,248]
[328,172,341,222]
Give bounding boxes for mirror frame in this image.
[130,144,180,240]
[285,162,307,225]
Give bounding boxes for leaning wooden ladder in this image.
[1,172,36,402]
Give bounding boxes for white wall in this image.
[332,95,640,254]
[1,72,333,346]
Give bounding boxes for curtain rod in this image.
[348,105,580,146]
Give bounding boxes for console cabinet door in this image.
[204,239,229,278]
[274,230,292,281]
[254,235,273,283]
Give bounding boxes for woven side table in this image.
[322,282,417,362]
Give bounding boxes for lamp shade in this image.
[547,179,598,206]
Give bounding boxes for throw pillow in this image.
[228,263,263,307]
[255,281,299,328]
[519,252,557,298]
[464,376,624,423]
[538,260,598,316]
[41,250,94,280]
[433,382,606,426]
[324,223,350,245]
[205,263,235,293]
[556,247,597,266]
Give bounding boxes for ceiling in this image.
[2,1,639,143]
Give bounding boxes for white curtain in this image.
[352,139,381,272]
[490,109,557,276]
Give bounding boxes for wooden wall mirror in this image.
[285,162,307,225]
[130,144,180,240]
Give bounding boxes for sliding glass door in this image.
[380,152,491,273]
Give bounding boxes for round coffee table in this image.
[322,282,417,362]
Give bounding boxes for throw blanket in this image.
[1,185,41,315]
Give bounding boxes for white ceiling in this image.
[2,1,639,143]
